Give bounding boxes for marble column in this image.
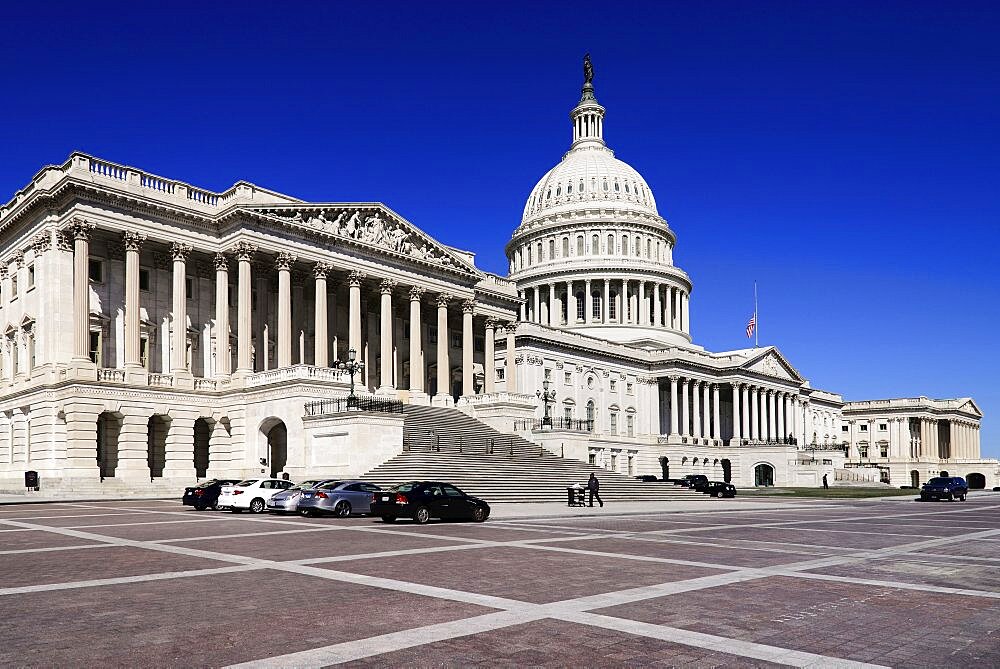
[653,283,662,327]
[214,253,231,377]
[504,321,517,393]
[170,242,192,375]
[70,220,96,363]
[275,252,295,368]
[732,383,742,442]
[312,264,330,367]
[682,292,689,333]
[484,319,496,394]
[692,381,702,439]
[673,289,681,329]
[462,300,475,397]
[776,392,786,442]
[638,281,646,326]
[584,279,592,324]
[122,231,146,368]
[234,242,256,373]
[603,279,610,323]
[712,383,721,440]
[436,294,450,399]
[566,281,575,323]
[408,287,424,393]
[378,279,396,392]
[750,387,760,440]
[681,378,690,437]
[669,376,679,437]
[741,384,750,441]
[348,270,365,355]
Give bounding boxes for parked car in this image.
[182,479,241,511]
[370,481,490,524]
[680,474,710,491]
[297,480,383,517]
[636,474,659,482]
[704,481,737,498]
[217,478,296,513]
[266,479,336,514]
[920,476,968,502]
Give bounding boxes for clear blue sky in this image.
[2,1,998,455]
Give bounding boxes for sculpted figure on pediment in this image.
[344,211,361,238]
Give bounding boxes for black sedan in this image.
[703,481,737,498]
[182,479,241,511]
[370,481,490,524]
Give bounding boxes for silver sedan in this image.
[266,479,336,514]
[298,480,383,517]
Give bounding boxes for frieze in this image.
[257,207,467,272]
[31,232,53,255]
[527,355,544,366]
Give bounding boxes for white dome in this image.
[521,145,658,225]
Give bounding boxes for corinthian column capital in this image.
[312,262,332,279]
[348,270,366,287]
[213,252,230,271]
[122,230,146,252]
[409,285,425,302]
[274,252,296,271]
[231,241,258,262]
[379,278,397,294]
[170,242,192,262]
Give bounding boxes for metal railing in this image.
[304,395,404,416]
[514,418,594,432]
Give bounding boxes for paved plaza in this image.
[3,495,1000,667]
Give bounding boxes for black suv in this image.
[680,474,710,491]
[920,476,968,502]
[704,481,737,498]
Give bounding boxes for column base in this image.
[406,391,431,406]
[66,359,99,381]
[123,365,148,385]
[172,370,195,390]
[431,395,454,408]
[375,386,398,397]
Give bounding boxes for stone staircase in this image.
[362,405,705,504]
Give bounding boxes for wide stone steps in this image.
[362,404,705,504]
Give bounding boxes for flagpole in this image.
[753,281,758,348]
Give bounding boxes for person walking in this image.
[587,472,604,507]
[822,473,829,490]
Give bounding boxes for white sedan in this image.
[217,478,296,513]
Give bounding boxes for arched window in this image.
[567,182,573,194]
[609,291,618,320]
[577,236,584,256]
[536,241,543,261]
[555,185,561,197]
[592,292,602,320]
[622,235,629,256]
[614,180,620,192]
[548,239,555,260]
[607,233,614,254]
[526,245,532,266]
[586,400,595,422]
[635,237,641,257]
[591,235,599,254]
[646,239,652,258]
[562,237,569,257]
[575,292,586,321]
[579,179,585,193]
[602,179,609,192]
[624,183,630,194]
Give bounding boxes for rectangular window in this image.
[544,367,552,381]
[474,336,484,353]
[185,277,194,300]
[27,334,35,370]
[139,268,151,292]
[576,295,585,321]
[88,258,104,283]
[450,334,461,348]
[841,425,849,432]
[588,452,596,466]
[89,331,102,366]
[139,336,149,369]
[859,445,869,458]
[10,274,18,297]
[562,238,569,257]
[627,415,634,437]
[591,295,601,320]
[564,407,572,420]
[610,413,618,434]
[626,382,634,395]
[610,379,616,392]
[9,337,17,376]
[26,264,35,289]
[609,293,617,320]
[878,423,887,431]
[564,371,572,385]
[548,239,554,260]
[860,424,868,432]
[610,453,618,471]
[429,328,437,344]
[880,444,888,457]
[496,367,504,381]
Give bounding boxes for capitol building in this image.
[0,64,994,494]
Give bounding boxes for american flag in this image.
[746,314,756,339]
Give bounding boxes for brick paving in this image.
[2,495,1000,667]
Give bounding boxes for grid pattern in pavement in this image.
[3,496,1000,667]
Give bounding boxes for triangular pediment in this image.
[741,347,803,383]
[244,203,481,278]
[957,398,983,418]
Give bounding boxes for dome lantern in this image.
[570,53,606,149]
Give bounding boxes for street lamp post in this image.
[337,347,365,408]
[537,378,556,429]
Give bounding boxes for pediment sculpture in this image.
[262,207,461,269]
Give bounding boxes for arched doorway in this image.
[967,473,986,489]
[910,470,920,488]
[147,415,170,479]
[260,419,287,478]
[193,418,212,479]
[754,463,774,487]
[96,411,122,480]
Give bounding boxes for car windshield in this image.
[390,482,419,492]
[291,480,324,490]
[926,478,949,485]
[319,481,345,490]
[234,479,258,487]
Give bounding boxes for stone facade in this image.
[0,64,993,493]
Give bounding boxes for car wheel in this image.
[210,503,219,511]
[249,498,266,513]
[471,506,487,522]
[300,508,314,518]
[194,503,207,511]
[715,491,724,498]
[381,516,396,523]
[961,494,967,501]
[334,501,352,518]
[413,506,431,524]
